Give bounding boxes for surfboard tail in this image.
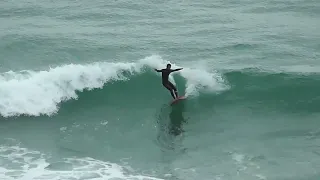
[170,96,186,105]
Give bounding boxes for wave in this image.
[0,55,227,117]
[207,67,320,114]
[1,55,320,118]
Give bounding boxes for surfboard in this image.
[170,96,186,105]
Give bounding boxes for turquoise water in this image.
[1,0,320,179]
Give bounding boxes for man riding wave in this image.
[155,64,183,99]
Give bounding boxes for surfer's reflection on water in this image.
[155,101,188,151]
[168,102,187,136]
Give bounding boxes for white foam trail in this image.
[141,55,229,97]
[0,144,163,180]
[180,68,227,97]
[0,55,228,117]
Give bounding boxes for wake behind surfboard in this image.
[170,96,186,105]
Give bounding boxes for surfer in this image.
[155,64,183,99]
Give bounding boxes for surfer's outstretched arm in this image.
[154,69,162,72]
[171,68,183,72]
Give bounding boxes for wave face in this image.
[218,69,320,113]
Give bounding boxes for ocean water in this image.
[1,0,320,179]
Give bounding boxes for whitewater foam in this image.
[0,55,228,117]
[0,144,163,180]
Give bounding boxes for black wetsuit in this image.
[156,68,182,99]
[161,69,177,92]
